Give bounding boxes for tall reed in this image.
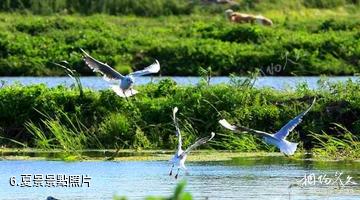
[26,110,103,158]
[311,123,360,159]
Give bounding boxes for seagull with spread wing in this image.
[80,49,160,98]
[219,98,316,156]
[169,107,215,179]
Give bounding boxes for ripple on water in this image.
[0,157,359,199]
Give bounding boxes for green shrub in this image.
[1,79,360,152]
[98,113,133,148]
[0,0,193,16]
[303,0,347,8]
[0,14,359,76]
[133,127,151,150]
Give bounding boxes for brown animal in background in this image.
[225,9,273,26]
[254,15,273,26]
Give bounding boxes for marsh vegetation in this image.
[0,78,359,160]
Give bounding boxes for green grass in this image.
[25,110,103,158]
[0,0,192,16]
[0,0,359,76]
[1,78,360,159]
[311,123,360,160]
[0,0,359,16]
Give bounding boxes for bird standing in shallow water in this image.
[169,107,215,179]
[81,49,160,98]
[219,98,316,156]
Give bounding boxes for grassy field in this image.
[0,0,359,76]
[0,78,359,159]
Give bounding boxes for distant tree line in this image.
[1,0,359,16]
[0,0,193,16]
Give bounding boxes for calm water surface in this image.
[0,156,359,200]
[1,76,359,90]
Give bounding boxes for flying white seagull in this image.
[219,98,316,156]
[80,49,160,98]
[169,107,215,179]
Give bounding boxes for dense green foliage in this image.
[1,0,359,15]
[0,0,193,16]
[0,0,359,76]
[0,79,359,153]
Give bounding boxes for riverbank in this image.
[0,79,359,159]
[2,148,360,162]
[0,149,282,161]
